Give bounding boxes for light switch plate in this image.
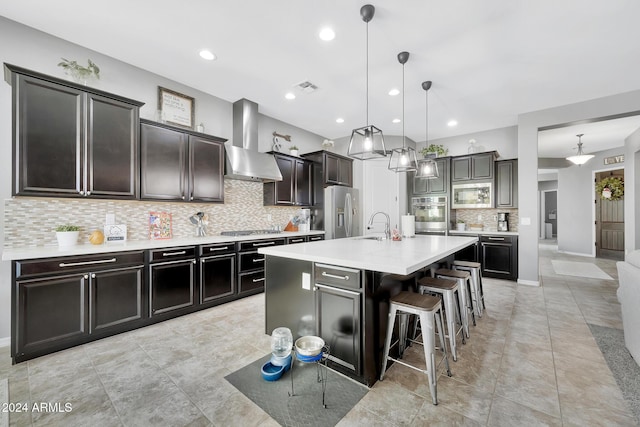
[302,272,311,290]
[521,217,531,225]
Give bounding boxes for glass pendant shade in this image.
[388,146,418,172]
[417,156,439,179]
[348,125,387,159]
[566,134,594,166]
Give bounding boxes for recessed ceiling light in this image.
[336,118,344,123]
[285,92,296,100]
[199,49,216,61]
[319,27,335,41]
[447,120,458,127]
[388,89,400,96]
[392,118,401,124]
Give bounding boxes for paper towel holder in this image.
[401,214,416,238]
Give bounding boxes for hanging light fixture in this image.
[566,133,594,166]
[347,4,386,160]
[416,81,439,179]
[388,51,418,172]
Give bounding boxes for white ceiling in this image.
[2,1,640,157]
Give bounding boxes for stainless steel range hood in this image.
[225,99,283,181]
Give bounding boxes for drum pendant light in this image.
[416,81,439,179]
[566,133,594,166]
[347,4,387,160]
[388,51,418,172]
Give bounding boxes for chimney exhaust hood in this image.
[225,99,283,182]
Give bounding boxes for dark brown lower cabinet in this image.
[480,235,518,280]
[199,242,236,306]
[148,249,197,317]
[91,267,144,334]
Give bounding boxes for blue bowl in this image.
[270,353,292,372]
[296,351,323,363]
[261,361,285,381]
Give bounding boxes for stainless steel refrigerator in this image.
[322,186,361,239]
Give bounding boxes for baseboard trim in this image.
[0,337,10,348]
[518,278,540,287]
[556,250,594,257]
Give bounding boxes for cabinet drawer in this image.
[239,251,266,272]
[238,238,286,251]
[199,242,236,256]
[308,234,325,242]
[286,236,307,244]
[314,263,361,290]
[148,246,196,262]
[239,270,265,294]
[16,251,144,278]
[480,235,516,244]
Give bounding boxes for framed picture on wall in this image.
[158,86,195,129]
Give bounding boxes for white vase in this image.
[56,231,79,247]
[456,223,466,231]
[290,149,299,157]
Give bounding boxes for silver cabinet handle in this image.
[487,237,505,241]
[209,247,230,252]
[84,274,88,279]
[290,239,304,243]
[162,251,186,256]
[252,241,276,247]
[86,191,91,196]
[252,277,265,283]
[253,258,265,263]
[91,273,96,279]
[59,258,117,267]
[321,271,349,281]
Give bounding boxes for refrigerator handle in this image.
[345,193,352,237]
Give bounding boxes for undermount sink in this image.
[359,236,386,241]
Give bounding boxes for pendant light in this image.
[416,81,439,179]
[347,4,387,160]
[566,133,594,166]
[388,51,417,172]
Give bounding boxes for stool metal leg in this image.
[379,305,398,381]
[419,311,438,405]
[441,289,460,361]
[435,307,451,377]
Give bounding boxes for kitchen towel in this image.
[401,215,415,238]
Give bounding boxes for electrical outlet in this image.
[477,214,482,222]
[267,214,272,221]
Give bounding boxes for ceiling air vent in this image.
[294,80,319,94]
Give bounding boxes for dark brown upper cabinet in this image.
[5,64,143,199]
[140,120,226,203]
[495,159,518,208]
[263,152,312,206]
[451,152,496,182]
[303,150,353,187]
[410,157,450,195]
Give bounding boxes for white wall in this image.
[518,91,640,284]
[625,127,640,252]
[428,126,518,159]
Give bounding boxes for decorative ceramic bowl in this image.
[261,361,285,381]
[295,336,325,356]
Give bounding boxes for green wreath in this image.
[596,176,624,201]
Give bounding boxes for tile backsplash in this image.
[3,180,301,248]
[452,208,519,232]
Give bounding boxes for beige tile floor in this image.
[0,243,637,426]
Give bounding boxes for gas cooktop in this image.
[220,229,283,236]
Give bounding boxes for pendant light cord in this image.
[402,61,405,148]
[365,20,369,126]
[425,85,428,149]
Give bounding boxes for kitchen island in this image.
[259,234,477,386]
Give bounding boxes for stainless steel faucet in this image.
[368,211,391,240]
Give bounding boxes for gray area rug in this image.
[225,354,368,426]
[1,378,7,427]
[588,324,640,423]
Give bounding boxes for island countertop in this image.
[258,234,478,275]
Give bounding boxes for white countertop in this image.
[1,231,325,261]
[448,230,519,236]
[258,234,478,275]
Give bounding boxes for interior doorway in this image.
[595,169,625,260]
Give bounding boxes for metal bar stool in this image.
[452,260,485,317]
[380,273,418,355]
[417,276,465,361]
[435,268,475,330]
[380,291,451,405]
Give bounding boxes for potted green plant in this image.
[289,145,299,156]
[54,224,81,248]
[420,144,448,158]
[57,58,100,85]
[456,219,466,231]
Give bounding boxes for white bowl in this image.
[295,336,325,356]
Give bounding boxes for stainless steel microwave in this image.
[452,182,492,208]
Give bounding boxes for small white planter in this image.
[289,149,299,157]
[456,223,466,231]
[56,231,79,248]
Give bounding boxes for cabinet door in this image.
[16,274,89,358]
[412,171,428,194]
[87,94,139,198]
[471,153,494,180]
[496,160,518,208]
[316,285,361,374]
[295,159,312,206]
[149,260,196,316]
[141,123,188,201]
[481,240,513,278]
[188,135,224,202]
[200,254,235,304]
[274,155,295,205]
[451,157,471,181]
[91,266,144,333]
[338,158,353,187]
[14,75,83,196]
[428,158,449,194]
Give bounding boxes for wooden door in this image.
[595,170,624,260]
